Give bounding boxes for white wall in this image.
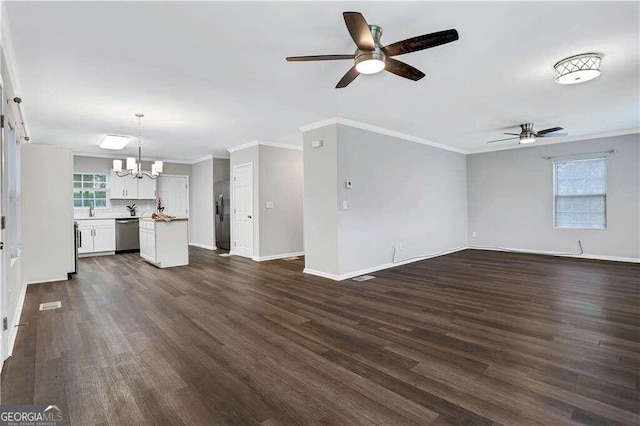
[467,134,640,261]
[190,158,214,249]
[303,123,468,279]
[22,144,75,284]
[258,145,303,258]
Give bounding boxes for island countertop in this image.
[139,217,189,222]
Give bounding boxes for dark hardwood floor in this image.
[2,248,639,425]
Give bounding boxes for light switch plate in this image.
[265,201,274,209]
[342,200,348,210]
[312,140,323,148]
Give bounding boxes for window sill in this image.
[554,226,607,231]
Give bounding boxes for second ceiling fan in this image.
[286,12,459,88]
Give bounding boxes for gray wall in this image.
[258,146,303,257]
[303,124,468,278]
[73,155,191,176]
[336,124,468,275]
[467,134,640,260]
[229,146,259,256]
[303,125,339,274]
[190,158,214,248]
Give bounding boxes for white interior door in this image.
[157,175,189,217]
[233,163,253,258]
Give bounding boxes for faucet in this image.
[89,201,95,217]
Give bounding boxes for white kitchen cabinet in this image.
[110,172,154,200]
[77,225,94,255]
[76,219,116,255]
[138,175,157,200]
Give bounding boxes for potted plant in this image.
[156,197,165,214]
[126,203,137,216]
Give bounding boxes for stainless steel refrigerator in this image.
[214,180,231,251]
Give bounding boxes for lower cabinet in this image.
[139,224,157,263]
[77,219,115,255]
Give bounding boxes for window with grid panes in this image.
[73,173,109,207]
[554,157,606,229]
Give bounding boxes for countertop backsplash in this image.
[74,199,156,219]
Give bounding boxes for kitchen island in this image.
[139,217,189,268]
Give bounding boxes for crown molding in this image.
[466,128,640,154]
[227,140,303,153]
[298,117,467,154]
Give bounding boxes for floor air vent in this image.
[39,301,62,311]
[352,275,375,282]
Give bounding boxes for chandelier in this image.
[112,113,163,179]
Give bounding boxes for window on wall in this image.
[554,157,607,229]
[73,173,109,207]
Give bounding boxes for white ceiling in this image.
[5,1,639,161]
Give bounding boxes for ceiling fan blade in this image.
[385,58,425,81]
[343,12,375,51]
[538,132,568,138]
[336,66,359,88]
[487,137,519,144]
[536,126,564,135]
[286,54,355,62]
[504,133,520,136]
[383,29,459,57]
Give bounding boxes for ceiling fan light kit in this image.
[487,123,568,145]
[286,12,458,88]
[554,53,602,85]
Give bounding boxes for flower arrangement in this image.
[156,197,165,213]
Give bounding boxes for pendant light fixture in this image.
[112,113,163,179]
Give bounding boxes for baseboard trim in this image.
[189,243,217,251]
[253,251,304,262]
[304,246,467,281]
[467,246,640,263]
[7,281,27,357]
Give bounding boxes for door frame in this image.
[231,162,254,258]
[0,75,8,365]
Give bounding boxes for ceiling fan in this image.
[286,12,459,88]
[487,123,568,144]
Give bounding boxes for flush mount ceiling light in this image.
[99,134,131,150]
[112,113,163,180]
[554,53,602,85]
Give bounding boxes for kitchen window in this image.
[73,172,109,207]
[554,157,607,229]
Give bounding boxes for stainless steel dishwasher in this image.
[115,218,140,253]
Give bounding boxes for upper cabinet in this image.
[110,171,156,200]
[138,175,157,200]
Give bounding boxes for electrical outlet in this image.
[345,180,353,189]
[312,140,323,148]
[472,232,477,238]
